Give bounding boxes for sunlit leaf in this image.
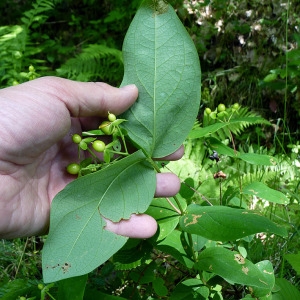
[120,0,201,158]
[243,181,289,204]
[179,204,287,241]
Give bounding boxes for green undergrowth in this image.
[1,0,300,299]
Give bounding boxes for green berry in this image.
[108,112,117,122]
[72,134,82,144]
[232,103,240,110]
[92,140,106,152]
[66,163,80,175]
[19,297,26,300]
[205,107,212,115]
[37,283,44,290]
[29,65,35,72]
[99,121,113,135]
[217,103,226,112]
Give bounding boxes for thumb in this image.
[30,77,139,117]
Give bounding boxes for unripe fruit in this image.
[37,283,44,290]
[29,65,35,72]
[99,121,113,135]
[72,134,82,144]
[92,140,106,152]
[232,103,240,110]
[205,107,211,115]
[217,103,226,112]
[66,163,80,175]
[108,112,117,122]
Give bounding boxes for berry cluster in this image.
[66,112,128,176]
[203,103,240,127]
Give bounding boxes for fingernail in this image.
[120,84,137,91]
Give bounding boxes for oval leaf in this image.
[239,153,277,166]
[120,0,201,158]
[195,247,274,297]
[42,150,156,283]
[243,181,289,204]
[179,204,287,241]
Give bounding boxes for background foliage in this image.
[1,0,299,299]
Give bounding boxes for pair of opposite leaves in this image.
[42,0,201,283]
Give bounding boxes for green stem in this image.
[187,233,197,263]
[116,125,129,154]
[46,291,56,300]
[109,150,130,156]
[165,197,181,215]
[172,195,184,215]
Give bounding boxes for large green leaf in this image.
[243,181,289,205]
[195,248,275,297]
[42,150,156,283]
[179,204,287,241]
[120,0,201,158]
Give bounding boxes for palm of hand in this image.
[0,84,82,237]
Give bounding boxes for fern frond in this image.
[21,0,54,29]
[57,44,124,85]
[223,107,271,136]
[189,107,271,140]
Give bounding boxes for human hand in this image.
[0,77,183,239]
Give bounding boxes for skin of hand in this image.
[0,76,183,239]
